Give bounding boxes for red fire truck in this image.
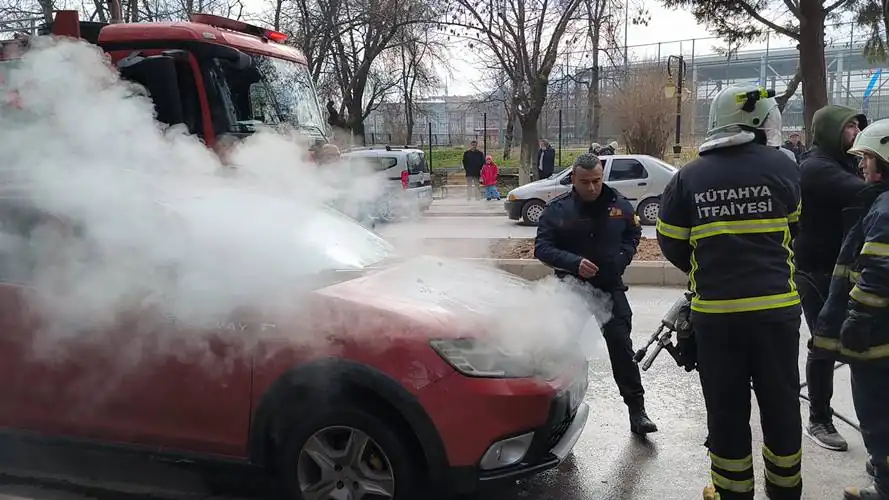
[0,10,330,153]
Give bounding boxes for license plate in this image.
[567,379,587,413]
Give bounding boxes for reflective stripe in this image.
[850,285,889,308]
[783,224,796,293]
[764,469,802,488]
[813,335,889,360]
[787,201,802,223]
[692,291,800,314]
[711,471,754,493]
[656,218,690,240]
[762,446,801,468]
[833,264,850,278]
[709,452,753,473]
[690,217,789,241]
[850,271,861,284]
[862,241,889,258]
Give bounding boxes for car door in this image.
[605,157,649,202]
[0,202,253,457]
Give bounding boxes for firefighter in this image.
[813,118,889,500]
[656,84,802,500]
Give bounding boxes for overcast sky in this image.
[438,4,805,96]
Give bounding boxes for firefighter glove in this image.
[840,307,872,353]
[676,330,697,372]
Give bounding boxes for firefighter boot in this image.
[844,485,885,499]
[629,408,658,435]
[703,484,721,500]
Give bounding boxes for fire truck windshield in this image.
[209,53,326,139]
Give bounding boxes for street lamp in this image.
[664,55,686,166]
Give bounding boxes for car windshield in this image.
[211,54,326,137]
[170,194,394,275]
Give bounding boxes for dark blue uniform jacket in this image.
[534,184,642,291]
[815,183,889,365]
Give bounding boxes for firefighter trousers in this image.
[851,362,889,497]
[695,315,803,500]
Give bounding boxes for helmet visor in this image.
[762,106,783,147]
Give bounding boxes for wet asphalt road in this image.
[0,286,873,500]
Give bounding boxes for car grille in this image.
[546,408,577,450]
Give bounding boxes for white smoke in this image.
[0,38,610,375]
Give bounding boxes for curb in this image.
[464,258,687,286]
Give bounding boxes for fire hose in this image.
[634,291,861,433]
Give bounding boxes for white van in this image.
[341,147,434,222]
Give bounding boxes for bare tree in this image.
[470,67,517,159]
[447,0,584,183]
[395,25,445,144]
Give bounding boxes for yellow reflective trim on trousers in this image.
[764,469,802,488]
[788,201,802,223]
[813,336,889,360]
[690,217,789,241]
[850,285,889,307]
[711,471,754,493]
[692,291,800,314]
[850,271,861,284]
[834,264,850,278]
[762,445,801,468]
[709,452,753,473]
[862,241,889,257]
[656,218,691,240]
[783,227,796,293]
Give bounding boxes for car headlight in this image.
[430,338,535,378]
[507,193,517,201]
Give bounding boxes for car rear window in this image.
[407,152,429,174]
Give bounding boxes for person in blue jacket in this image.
[534,153,657,436]
[814,118,889,500]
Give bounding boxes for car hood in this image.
[308,256,601,354]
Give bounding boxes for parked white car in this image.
[504,154,677,226]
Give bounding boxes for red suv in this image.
[0,197,589,499]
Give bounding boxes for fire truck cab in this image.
[1,11,329,150]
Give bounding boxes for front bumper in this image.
[446,375,590,494]
[504,199,523,220]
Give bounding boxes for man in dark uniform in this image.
[813,118,889,500]
[534,153,658,436]
[795,104,866,452]
[656,85,803,500]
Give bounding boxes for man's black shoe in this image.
[630,409,658,435]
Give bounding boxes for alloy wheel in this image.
[297,426,395,500]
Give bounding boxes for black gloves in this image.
[840,306,873,353]
[675,328,697,372]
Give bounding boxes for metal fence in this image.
[366,20,886,150]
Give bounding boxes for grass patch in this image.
[427,147,589,170]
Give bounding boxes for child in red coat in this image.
[480,155,500,201]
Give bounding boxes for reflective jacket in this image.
[814,183,889,364]
[534,184,642,291]
[656,141,802,318]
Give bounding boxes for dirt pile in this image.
[489,237,664,260]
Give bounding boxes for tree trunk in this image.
[346,98,366,146]
[503,102,516,160]
[519,113,540,184]
[405,103,414,145]
[799,1,828,147]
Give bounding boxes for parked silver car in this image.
[504,154,677,226]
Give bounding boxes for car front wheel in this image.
[636,198,660,226]
[276,403,421,500]
[521,199,547,225]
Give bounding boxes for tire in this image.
[521,199,547,225]
[275,401,420,500]
[636,197,660,226]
